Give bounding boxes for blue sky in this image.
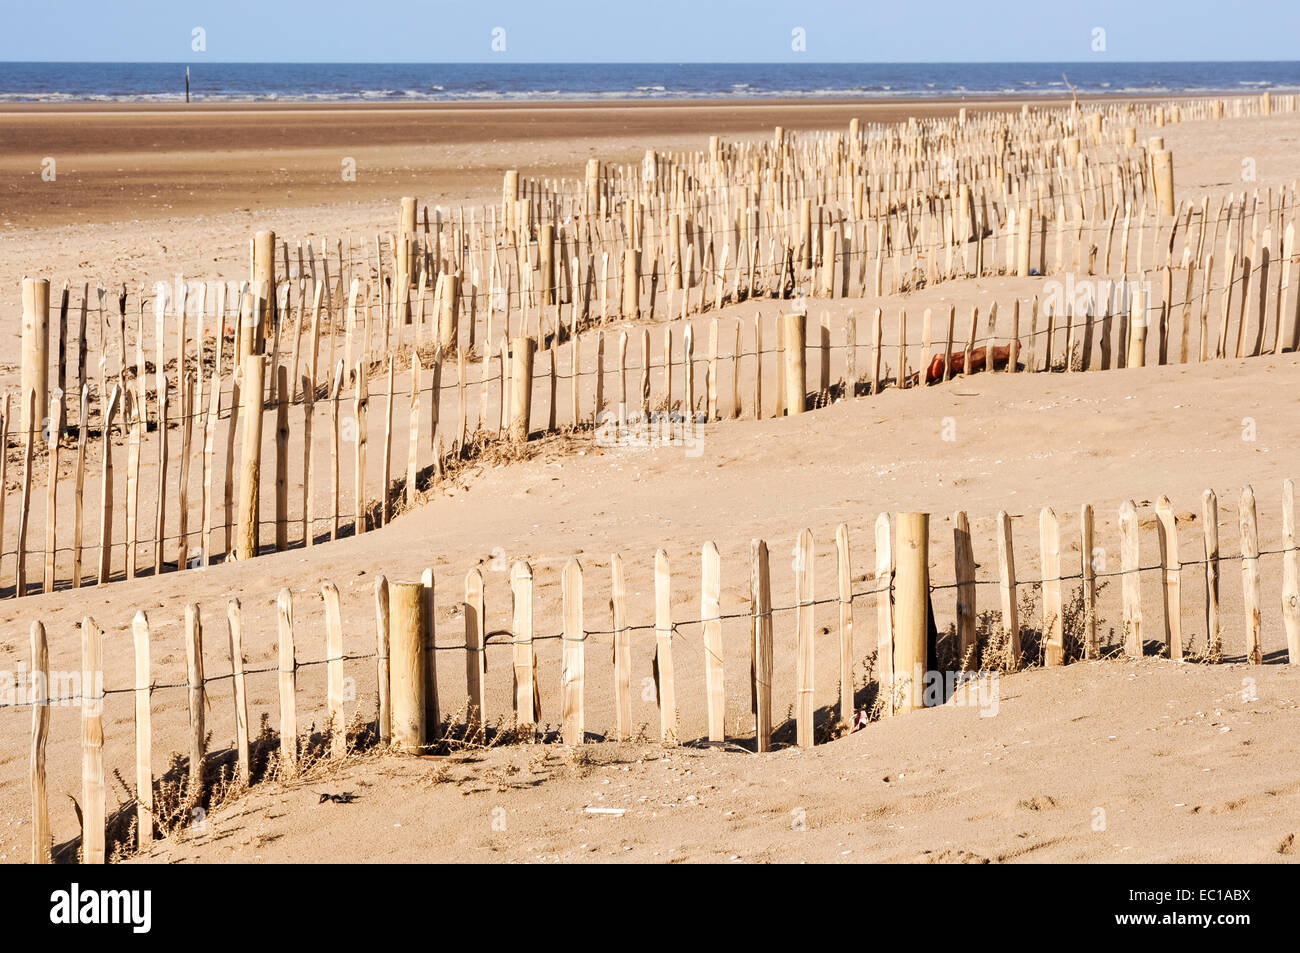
[0,0,1296,62]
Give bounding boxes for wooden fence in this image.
[15,475,1300,862]
[6,161,1300,598]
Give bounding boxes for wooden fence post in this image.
[97,385,121,585]
[30,621,50,864]
[226,599,250,783]
[1119,500,1143,656]
[184,603,205,798]
[275,365,290,551]
[1040,508,1064,666]
[835,523,853,724]
[422,568,439,737]
[893,513,928,712]
[322,582,346,758]
[875,513,895,712]
[236,355,264,561]
[277,588,298,773]
[561,558,585,745]
[1156,496,1183,659]
[795,528,815,746]
[622,247,640,319]
[43,390,60,593]
[996,510,1021,669]
[782,313,806,415]
[253,230,276,350]
[510,337,534,443]
[750,539,773,751]
[81,615,105,864]
[954,510,977,666]
[653,549,677,744]
[374,576,391,745]
[1152,150,1175,217]
[1203,489,1221,655]
[1240,485,1262,664]
[464,569,486,734]
[20,277,49,435]
[389,580,427,752]
[1283,479,1300,664]
[610,554,631,740]
[1080,504,1098,659]
[438,273,460,354]
[701,541,724,743]
[510,561,537,739]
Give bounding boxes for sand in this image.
[1,96,1299,864]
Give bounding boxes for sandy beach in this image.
[3,90,1300,867]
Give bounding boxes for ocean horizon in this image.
[1,61,1298,104]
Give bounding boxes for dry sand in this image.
[1,97,1298,864]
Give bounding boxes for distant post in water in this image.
[20,277,49,435]
[509,337,535,443]
[236,355,265,561]
[893,512,930,712]
[388,581,427,752]
[782,313,806,415]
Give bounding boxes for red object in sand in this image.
[925,345,1013,384]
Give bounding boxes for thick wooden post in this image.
[389,581,427,752]
[621,247,640,319]
[399,197,417,282]
[1152,150,1175,217]
[1128,281,1147,368]
[509,336,534,442]
[20,278,49,435]
[893,513,929,712]
[253,230,276,349]
[782,313,806,415]
[236,355,264,561]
